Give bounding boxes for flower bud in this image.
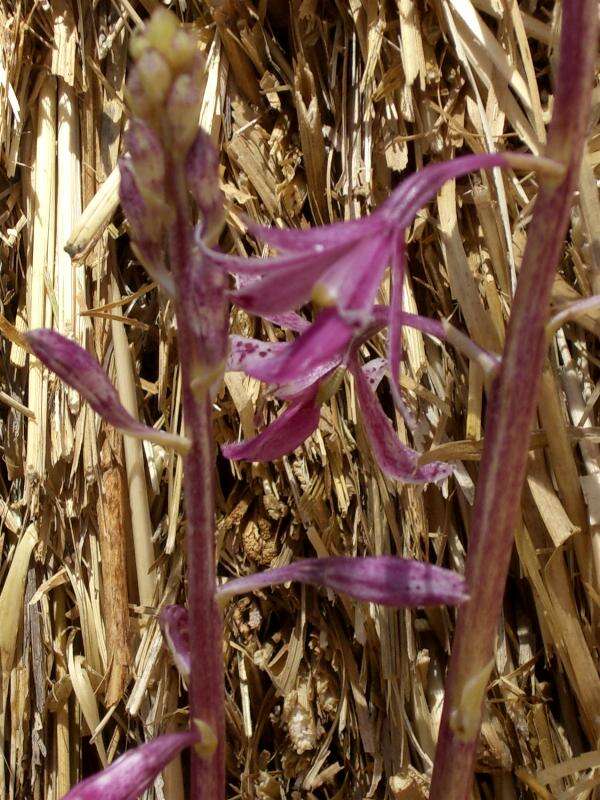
[125,121,168,210]
[166,72,202,156]
[186,130,224,240]
[136,48,173,108]
[166,30,198,72]
[145,7,179,54]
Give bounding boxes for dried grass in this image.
[0,1,599,798]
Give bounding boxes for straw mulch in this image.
[1,1,600,798]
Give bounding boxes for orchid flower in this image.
[224,306,453,483]
[205,151,560,426]
[161,555,466,674]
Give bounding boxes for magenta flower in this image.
[62,730,201,800]
[217,556,468,607]
[158,555,466,675]
[25,330,189,454]
[223,306,453,483]
[204,151,546,425]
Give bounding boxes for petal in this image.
[222,387,320,462]
[233,275,310,332]
[62,730,199,800]
[201,235,350,277]
[218,556,468,607]
[159,605,190,679]
[350,356,451,484]
[362,358,387,391]
[382,152,507,227]
[252,308,355,387]
[243,213,381,252]
[26,330,188,454]
[315,232,392,311]
[387,236,416,429]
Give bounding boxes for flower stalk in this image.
[429,3,598,798]
[168,162,225,799]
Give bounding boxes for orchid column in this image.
[122,14,227,800]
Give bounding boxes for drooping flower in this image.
[204,151,558,424]
[223,305,453,483]
[158,555,466,678]
[25,329,190,454]
[61,729,208,800]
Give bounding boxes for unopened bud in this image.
[137,49,173,108]
[124,67,154,120]
[119,159,165,243]
[145,7,179,54]
[166,72,202,155]
[129,33,149,61]
[186,130,224,240]
[166,29,198,72]
[126,121,167,204]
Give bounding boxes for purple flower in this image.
[25,330,189,454]
[205,151,544,424]
[223,307,452,484]
[62,730,200,800]
[217,556,468,607]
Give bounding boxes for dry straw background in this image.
[1,0,600,798]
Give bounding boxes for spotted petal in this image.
[218,556,468,607]
[249,308,358,387]
[222,386,320,462]
[350,355,451,484]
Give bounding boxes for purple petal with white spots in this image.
[222,387,320,462]
[26,330,187,453]
[62,730,199,800]
[159,605,190,679]
[218,556,468,607]
[250,308,357,387]
[362,358,387,391]
[350,356,452,484]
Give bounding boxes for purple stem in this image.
[168,161,225,800]
[429,3,597,798]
